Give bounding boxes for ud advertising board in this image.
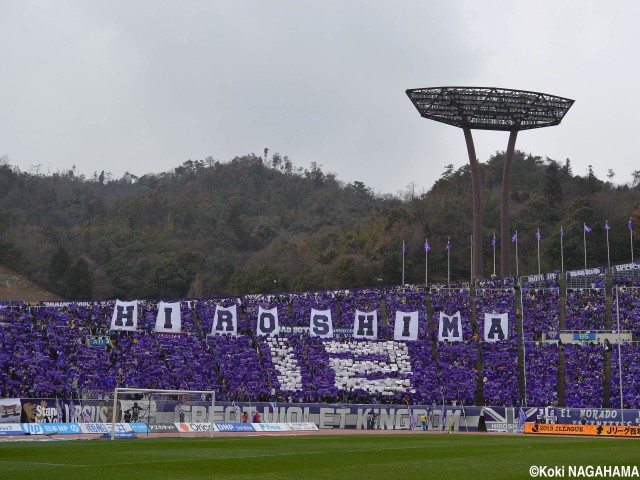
[0,424,25,435]
[252,423,289,432]
[525,423,640,438]
[79,423,132,434]
[176,422,216,433]
[214,423,256,433]
[19,422,82,435]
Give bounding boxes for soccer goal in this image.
[111,387,216,440]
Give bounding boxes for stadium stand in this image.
[2,266,640,409]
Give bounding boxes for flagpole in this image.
[514,231,519,277]
[605,221,611,269]
[492,233,496,277]
[425,238,429,287]
[537,229,541,275]
[583,224,587,269]
[630,218,634,263]
[560,225,564,274]
[447,238,451,286]
[402,240,405,285]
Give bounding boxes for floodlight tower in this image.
[406,87,574,279]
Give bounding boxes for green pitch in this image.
[0,434,638,480]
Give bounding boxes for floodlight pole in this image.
[464,127,483,281]
[501,131,518,278]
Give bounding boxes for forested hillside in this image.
[1,152,639,300]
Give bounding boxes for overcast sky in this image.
[1,0,639,195]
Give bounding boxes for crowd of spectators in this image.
[522,287,560,340]
[565,288,607,330]
[564,343,605,408]
[524,343,558,407]
[2,272,640,409]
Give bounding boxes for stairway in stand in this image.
[470,288,484,406]
[605,269,613,330]
[424,288,438,360]
[379,295,390,339]
[515,290,526,403]
[603,349,612,407]
[557,345,566,407]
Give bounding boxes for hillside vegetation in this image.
[1,153,639,300]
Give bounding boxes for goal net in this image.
[110,387,216,439]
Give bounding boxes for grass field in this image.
[1,434,639,480]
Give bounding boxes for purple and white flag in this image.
[584,224,592,233]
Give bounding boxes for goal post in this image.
[111,387,216,440]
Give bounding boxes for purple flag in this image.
[511,232,517,243]
[629,217,633,231]
[605,221,610,230]
[491,233,496,246]
[584,224,592,233]
[446,238,450,251]
[536,229,541,241]
[560,225,564,238]
[402,240,406,254]
[424,239,431,252]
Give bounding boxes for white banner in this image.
[155,301,182,333]
[111,300,138,331]
[257,307,280,337]
[393,311,418,341]
[310,308,333,338]
[352,310,378,339]
[211,305,237,336]
[484,312,509,342]
[438,311,463,342]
